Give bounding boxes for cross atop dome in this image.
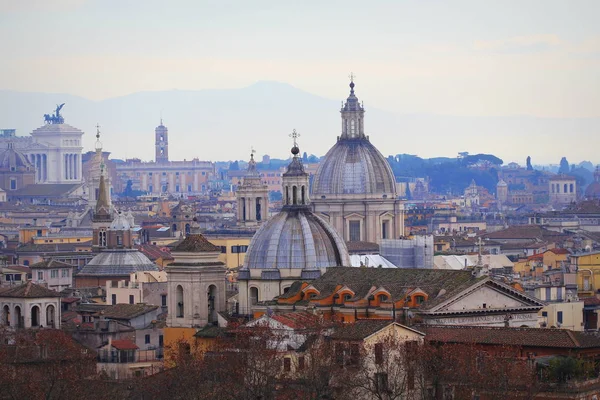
[95,123,102,152]
[289,129,301,156]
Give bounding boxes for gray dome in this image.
[312,139,396,196]
[244,207,350,269]
[77,249,158,277]
[0,144,34,172]
[110,212,131,230]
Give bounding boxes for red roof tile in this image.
[110,340,138,351]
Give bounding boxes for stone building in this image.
[496,179,508,204]
[114,120,214,195]
[0,281,61,329]
[165,233,227,333]
[237,141,350,316]
[311,80,404,244]
[549,174,577,205]
[236,152,269,227]
[0,143,35,192]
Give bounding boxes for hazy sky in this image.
[1,0,599,160]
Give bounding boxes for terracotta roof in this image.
[136,244,174,261]
[484,225,564,241]
[30,258,76,269]
[110,339,138,351]
[582,297,600,307]
[269,311,323,329]
[284,267,483,310]
[421,325,600,349]
[329,320,422,341]
[101,304,159,320]
[547,248,570,255]
[172,234,221,253]
[0,281,60,298]
[61,297,80,304]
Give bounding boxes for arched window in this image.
[14,306,22,328]
[3,305,10,326]
[31,305,40,327]
[256,197,262,221]
[285,187,290,205]
[208,285,217,324]
[564,184,568,193]
[176,285,184,318]
[570,183,574,193]
[99,230,107,247]
[249,287,259,306]
[343,293,353,302]
[292,186,298,205]
[301,186,306,204]
[46,305,56,328]
[415,295,425,305]
[377,294,389,303]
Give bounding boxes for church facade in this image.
[311,80,404,244]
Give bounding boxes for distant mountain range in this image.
[0,81,598,165]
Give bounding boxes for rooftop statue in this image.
[43,103,65,124]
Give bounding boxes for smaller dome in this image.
[110,212,131,230]
[0,144,34,171]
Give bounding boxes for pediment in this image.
[343,212,365,220]
[430,280,544,313]
[23,142,50,150]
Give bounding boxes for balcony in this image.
[97,348,163,364]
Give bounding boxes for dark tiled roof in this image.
[9,184,82,197]
[0,281,60,298]
[101,304,159,320]
[269,311,323,329]
[17,242,83,253]
[298,267,482,310]
[194,325,227,338]
[346,241,380,253]
[330,320,399,340]
[421,325,600,349]
[30,259,75,269]
[172,234,221,253]
[484,225,565,241]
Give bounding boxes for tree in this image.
[0,328,97,400]
[558,157,570,174]
[526,156,533,170]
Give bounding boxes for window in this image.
[349,220,361,242]
[542,311,548,317]
[117,235,123,246]
[112,294,117,305]
[50,270,58,278]
[250,287,259,305]
[187,184,192,192]
[349,343,360,365]
[557,311,563,324]
[570,183,574,193]
[382,220,389,239]
[61,269,69,278]
[175,185,180,192]
[283,357,291,372]
[161,294,167,307]
[374,343,383,365]
[298,356,305,370]
[145,334,150,344]
[37,271,43,280]
[159,335,164,347]
[343,293,352,302]
[99,230,107,247]
[220,246,227,254]
[231,245,248,253]
[415,295,425,305]
[375,373,388,393]
[377,294,388,303]
[129,295,135,304]
[10,178,16,190]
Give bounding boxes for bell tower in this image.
[155,119,169,163]
[340,74,366,140]
[282,129,310,207]
[236,148,269,226]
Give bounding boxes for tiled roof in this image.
[346,241,380,253]
[0,281,60,298]
[582,297,600,306]
[484,225,565,241]
[101,304,159,320]
[136,244,174,261]
[270,311,323,329]
[421,325,600,349]
[289,267,482,310]
[330,320,398,340]
[30,259,75,269]
[547,248,570,255]
[110,339,138,350]
[172,234,221,253]
[9,183,82,197]
[17,242,83,253]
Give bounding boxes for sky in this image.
[1,0,599,161]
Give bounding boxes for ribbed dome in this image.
[312,139,396,196]
[77,249,158,277]
[244,207,350,269]
[0,144,34,171]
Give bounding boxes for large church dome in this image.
[244,207,350,269]
[243,141,350,270]
[312,81,396,197]
[0,143,34,172]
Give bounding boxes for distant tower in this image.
[155,119,169,163]
[236,149,269,226]
[496,179,508,204]
[91,162,113,252]
[88,124,112,210]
